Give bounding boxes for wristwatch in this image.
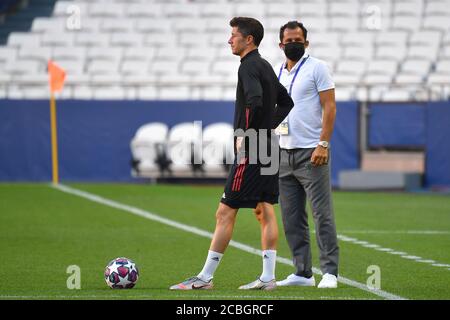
[318,141,329,148]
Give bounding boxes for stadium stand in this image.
[0,0,449,101]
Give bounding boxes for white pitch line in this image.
[51,184,406,301]
[337,234,449,271]
[336,230,450,235]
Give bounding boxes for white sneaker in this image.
[238,278,277,291]
[317,273,338,288]
[276,274,315,287]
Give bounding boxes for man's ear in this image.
[279,42,284,50]
[247,35,254,46]
[305,40,310,48]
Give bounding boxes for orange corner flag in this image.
[48,60,66,93]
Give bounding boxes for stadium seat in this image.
[391,15,422,32]
[199,3,233,18]
[18,47,51,63]
[87,60,119,75]
[92,86,126,99]
[137,86,158,100]
[31,17,66,33]
[266,3,297,18]
[423,15,450,31]
[52,47,85,61]
[74,33,109,47]
[393,0,423,17]
[125,3,162,18]
[69,85,91,99]
[123,47,155,62]
[135,19,172,34]
[110,33,143,48]
[159,86,191,100]
[7,32,41,47]
[376,46,407,60]
[401,59,431,75]
[425,1,450,15]
[334,87,355,101]
[336,61,366,76]
[4,60,43,76]
[180,60,211,76]
[234,4,265,20]
[88,3,124,18]
[329,1,359,17]
[121,60,150,75]
[202,122,234,175]
[100,18,134,33]
[130,122,170,175]
[298,2,327,17]
[381,89,412,101]
[163,3,200,18]
[0,0,448,101]
[0,47,17,63]
[87,47,122,62]
[167,122,203,176]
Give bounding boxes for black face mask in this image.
[284,42,305,61]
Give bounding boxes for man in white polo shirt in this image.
[274,21,339,288]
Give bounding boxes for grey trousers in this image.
[279,148,339,277]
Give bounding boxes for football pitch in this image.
[0,183,449,300]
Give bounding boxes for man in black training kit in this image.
[170,17,294,291]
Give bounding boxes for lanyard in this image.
[278,56,309,96]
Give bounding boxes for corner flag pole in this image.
[48,60,66,185]
[49,92,59,184]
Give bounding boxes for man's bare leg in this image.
[196,203,238,281]
[238,202,279,290]
[210,203,239,253]
[170,203,238,290]
[254,202,278,250]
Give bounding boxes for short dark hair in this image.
[229,17,264,46]
[279,21,308,42]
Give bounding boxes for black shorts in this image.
[220,158,279,209]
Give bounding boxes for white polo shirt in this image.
[275,54,335,149]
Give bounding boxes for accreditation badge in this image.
[275,120,289,135]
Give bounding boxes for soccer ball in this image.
[104,257,139,289]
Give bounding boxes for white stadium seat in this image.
[435,60,450,74]
[199,3,233,18]
[167,122,203,174]
[52,47,85,61]
[18,47,51,63]
[41,33,73,47]
[110,33,143,47]
[100,18,134,33]
[121,60,150,75]
[0,0,448,100]
[8,32,41,47]
[88,3,124,18]
[125,4,162,18]
[31,18,66,33]
[202,122,234,173]
[130,122,169,172]
[401,60,431,75]
[74,33,109,47]
[0,47,17,63]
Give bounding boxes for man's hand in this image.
[310,145,329,166]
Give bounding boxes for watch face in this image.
[320,141,329,148]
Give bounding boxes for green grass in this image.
[0,183,449,300]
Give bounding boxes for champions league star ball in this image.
[104,257,139,289]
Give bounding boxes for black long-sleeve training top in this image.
[234,49,294,158]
